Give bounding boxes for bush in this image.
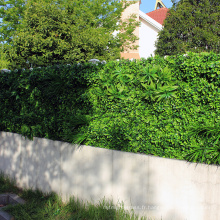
[1,53,220,165]
[0,63,102,141]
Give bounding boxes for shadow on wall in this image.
[0,132,64,194]
[0,132,159,217]
[0,131,202,220]
[0,132,23,181]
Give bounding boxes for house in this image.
[120,0,169,59]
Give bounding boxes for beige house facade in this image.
[121,0,168,59]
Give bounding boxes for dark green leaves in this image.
[155,0,220,56]
[1,52,220,165]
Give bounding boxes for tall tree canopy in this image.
[2,0,139,69]
[155,0,220,56]
[0,0,26,44]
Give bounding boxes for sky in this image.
[140,0,173,13]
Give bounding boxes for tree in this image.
[0,0,26,44]
[155,0,220,56]
[0,44,9,68]
[5,0,139,69]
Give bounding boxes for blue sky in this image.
[140,0,173,13]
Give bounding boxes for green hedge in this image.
[1,52,220,165]
[0,63,102,141]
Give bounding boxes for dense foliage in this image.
[1,52,220,165]
[1,0,139,69]
[0,44,9,69]
[0,0,26,44]
[155,0,220,56]
[0,63,102,142]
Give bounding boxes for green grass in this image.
[0,172,149,220]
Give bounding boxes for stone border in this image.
[0,194,25,220]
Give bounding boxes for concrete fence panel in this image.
[0,131,220,220]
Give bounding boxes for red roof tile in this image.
[146,8,169,25]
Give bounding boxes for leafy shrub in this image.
[0,63,102,141]
[1,52,220,165]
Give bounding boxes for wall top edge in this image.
[1,131,220,170]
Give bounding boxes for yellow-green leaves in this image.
[4,0,139,69]
[1,53,220,165]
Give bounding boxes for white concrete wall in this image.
[139,17,160,59]
[0,131,220,220]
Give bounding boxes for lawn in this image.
[0,172,148,220]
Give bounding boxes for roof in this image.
[139,10,162,31]
[146,8,169,25]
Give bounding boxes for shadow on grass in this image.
[1,173,146,220]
